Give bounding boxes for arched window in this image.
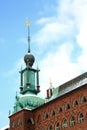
[62,119,67,129]
[73,100,78,107]
[27,117,34,124]
[48,125,52,130]
[55,122,60,130]
[58,107,62,113]
[12,121,16,128]
[70,116,75,126]
[50,110,55,116]
[78,113,84,123]
[65,104,70,110]
[44,112,48,119]
[18,119,22,125]
[81,96,86,103]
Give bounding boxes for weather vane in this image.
[26,17,31,53]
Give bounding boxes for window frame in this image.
[55,122,60,130]
[65,103,70,110]
[81,96,86,103]
[62,119,67,129]
[58,107,62,113]
[78,113,84,123]
[48,125,52,130]
[73,100,78,107]
[50,110,55,116]
[70,116,75,126]
[44,112,48,119]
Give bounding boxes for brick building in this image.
[9,25,87,130]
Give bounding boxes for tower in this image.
[9,20,45,130]
[20,20,40,95]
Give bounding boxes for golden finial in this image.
[50,78,52,88]
[26,17,31,27]
[26,17,31,53]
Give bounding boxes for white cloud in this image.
[77,20,87,51]
[73,0,87,72]
[77,19,87,72]
[34,0,87,96]
[33,20,75,54]
[39,43,80,96]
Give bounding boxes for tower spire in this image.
[26,17,31,53]
[24,18,35,67]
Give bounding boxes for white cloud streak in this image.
[34,0,87,95]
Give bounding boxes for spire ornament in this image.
[24,18,35,67]
[50,78,52,88]
[26,17,31,53]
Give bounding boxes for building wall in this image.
[10,84,87,130]
[10,110,35,130]
[34,84,87,130]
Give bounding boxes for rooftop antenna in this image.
[26,17,31,53]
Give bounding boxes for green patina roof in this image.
[13,94,45,114]
[46,72,87,103]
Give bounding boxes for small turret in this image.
[10,19,45,117]
[46,79,53,99]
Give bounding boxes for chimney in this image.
[46,89,49,98]
[46,88,52,99]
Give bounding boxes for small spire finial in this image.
[26,17,31,53]
[50,78,52,88]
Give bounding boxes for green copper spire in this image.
[19,19,40,95]
[12,20,45,115]
[24,18,35,68]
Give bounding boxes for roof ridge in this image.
[59,72,87,92]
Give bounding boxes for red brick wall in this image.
[34,84,87,130]
[10,110,35,130]
[10,110,24,130]
[10,84,87,130]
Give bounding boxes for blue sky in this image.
[0,0,87,128]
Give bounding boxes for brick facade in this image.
[10,84,87,130]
